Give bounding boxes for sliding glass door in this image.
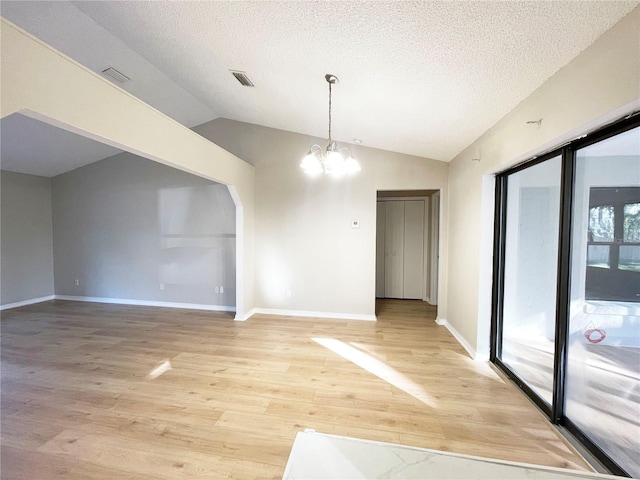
[500,156,562,406]
[492,116,640,477]
[565,127,640,478]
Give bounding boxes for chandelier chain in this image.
[300,73,360,176]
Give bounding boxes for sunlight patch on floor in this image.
[146,359,172,380]
[313,337,438,408]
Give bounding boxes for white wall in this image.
[52,154,236,306]
[194,119,449,318]
[446,6,640,357]
[0,170,54,305]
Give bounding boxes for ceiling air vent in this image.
[100,66,131,84]
[230,70,255,87]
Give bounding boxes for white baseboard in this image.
[250,308,377,322]
[436,317,485,360]
[2,296,374,322]
[54,295,235,313]
[0,295,55,311]
[234,308,257,321]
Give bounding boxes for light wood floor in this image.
[1,299,592,479]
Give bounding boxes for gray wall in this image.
[1,170,55,305]
[52,153,236,306]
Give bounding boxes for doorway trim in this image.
[375,190,441,308]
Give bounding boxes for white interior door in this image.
[378,197,429,300]
[403,200,424,299]
[384,201,404,298]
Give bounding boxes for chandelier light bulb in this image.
[324,149,344,174]
[301,152,322,175]
[344,156,361,174]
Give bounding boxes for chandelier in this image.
[300,74,361,177]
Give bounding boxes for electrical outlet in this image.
[74,279,80,286]
[220,286,224,294]
[215,286,220,293]
[286,290,292,298]
[159,283,165,290]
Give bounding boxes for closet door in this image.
[384,201,405,298]
[403,200,424,299]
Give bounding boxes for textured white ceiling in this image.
[1,0,638,171]
[0,114,123,177]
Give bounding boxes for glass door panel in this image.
[500,156,562,405]
[566,126,640,477]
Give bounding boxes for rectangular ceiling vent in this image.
[101,66,131,84]
[230,70,255,87]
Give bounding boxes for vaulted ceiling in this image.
[1,1,638,176]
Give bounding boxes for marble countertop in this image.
[282,430,622,480]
